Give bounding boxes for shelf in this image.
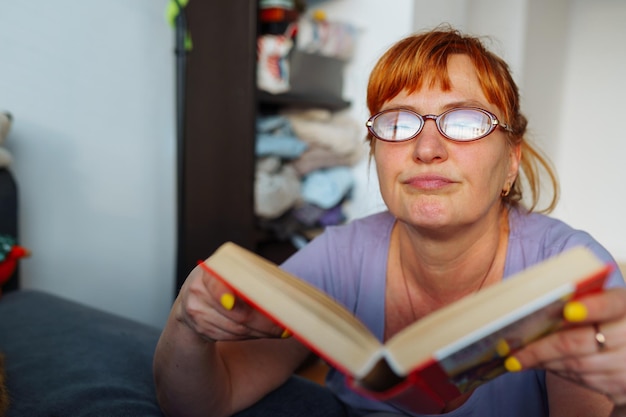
[257,90,351,111]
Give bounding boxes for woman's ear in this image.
[506,143,522,186]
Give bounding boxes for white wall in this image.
[0,0,176,328]
[552,0,626,261]
[2,0,625,328]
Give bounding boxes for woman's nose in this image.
[412,118,448,163]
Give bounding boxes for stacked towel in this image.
[255,108,364,243]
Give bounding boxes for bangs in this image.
[367,37,454,113]
[366,29,515,122]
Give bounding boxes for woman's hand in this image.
[174,262,288,342]
[154,263,307,417]
[506,287,626,409]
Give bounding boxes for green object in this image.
[0,235,15,263]
[166,0,193,51]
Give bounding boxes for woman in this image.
[153,27,626,417]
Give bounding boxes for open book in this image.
[200,243,611,414]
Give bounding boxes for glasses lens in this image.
[439,109,494,141]
[371,110,422,141]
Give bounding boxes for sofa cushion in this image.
[0,290,164,416]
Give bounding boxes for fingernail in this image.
[281,329,291,339]
[220,293,235,311]
[504,356,523,372]
[495,339,511,357]
[564,301,588,322]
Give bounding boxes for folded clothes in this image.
[291,202,327,227]
[317,203,345,227]
[256,133,308,159]
[256,114,309,159]
[301,166,353,210]
[292,144,363,176]
[255,109,363,223]
[292,201,346,229]
[256,114,292,134]
[255,157,302,219]
[283,108,364,156]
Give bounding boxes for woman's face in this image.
[374,54,520,233]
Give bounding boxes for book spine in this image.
[347,368,449,415]
[411,359,462,402]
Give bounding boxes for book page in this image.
[383,247,608,376]
[203,242,384,378]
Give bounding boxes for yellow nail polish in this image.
[220,293,235,311]
[281,329,291,339]
[504,356,523,372]
[495,339,511,357]
[563,301,588,322]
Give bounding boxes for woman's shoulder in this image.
[506,206,622,284]
[508,206,583,242]
[508,206,601,250]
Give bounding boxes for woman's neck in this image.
[394,205,510,308]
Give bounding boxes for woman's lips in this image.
[404,175,455,190]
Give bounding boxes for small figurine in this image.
[0,234,29,293]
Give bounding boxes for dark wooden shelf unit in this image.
[176,0,350,291]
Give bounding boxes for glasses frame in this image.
[365,107,511,143]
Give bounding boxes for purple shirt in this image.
[281,208,623,416]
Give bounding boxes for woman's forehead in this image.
[384,56,490,109]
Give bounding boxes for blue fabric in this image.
[279,207,624,416]
[0,290,164,417]
[256,133,308,159]
[301,166,354,209]
[255,115,308,159]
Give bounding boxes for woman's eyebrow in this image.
[380,100,485,116]
[440,100,487,110]
[379,99,489,114]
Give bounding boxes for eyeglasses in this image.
[366,107,511,143]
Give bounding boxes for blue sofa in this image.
[0,168,164,416]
